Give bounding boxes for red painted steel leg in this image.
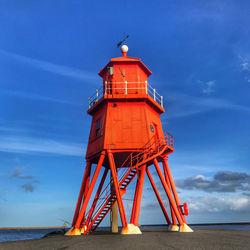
[71,161,91,226]
[74,151,106,229]
[81,165,92,226]
[86,168,108,226]
[130,179,139,224]
[133,164,146,226]
[162,157,186,223]
[108,150,128,228]
[146,168,171,225]
[163,162,177,225]
[153,158,184,226]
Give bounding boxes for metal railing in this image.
[88,81,163,108]
[117,131,174,181]
[88,87,103,108]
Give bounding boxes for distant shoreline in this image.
[0,226,66,230]
[1,222,250,230]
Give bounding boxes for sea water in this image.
[0,224,250,243]
[0,228,62,243]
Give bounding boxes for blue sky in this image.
[0,0,250,227]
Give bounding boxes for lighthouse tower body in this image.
[86,50,164,165]
[66,45,193,236]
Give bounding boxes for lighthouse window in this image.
[96,119,101,138]
[150,124,154,133]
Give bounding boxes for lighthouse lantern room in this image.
[66,45,193,235]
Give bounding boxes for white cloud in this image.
[3,90,79,105]
[241,62,250,71]
[0,135,84,156]
[186,196,250,213]
[198,80,216,95]
[165,91,250,119]
[239,55,250,83]
[193,174,206,181]
[0,49,98,82]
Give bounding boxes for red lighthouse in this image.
[66,45,193,235]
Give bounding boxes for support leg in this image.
[130,179,139,224]
[81,165,92,227]
[162,157,186,224]
[153,158,184,226]
[111,201,118,233]
[71,161,91,227]
[108,150,128,230]
[110,171,118,233]
[66,151,106,235]
[132,164,146,227]
[146,168,171,225]
[162,161,178,230]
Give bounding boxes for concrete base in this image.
[121,224,142,235]
[179,223,193,232]
[168,224,179,232]
[80,225,87,234]
[65,227,81,236]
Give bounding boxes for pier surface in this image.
[0,229,249,250]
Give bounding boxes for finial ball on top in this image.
[121,45,128,53]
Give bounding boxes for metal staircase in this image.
[83,132,174,234]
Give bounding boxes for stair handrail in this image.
[118,132,173,181]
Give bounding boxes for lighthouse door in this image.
[153,123,159,140]
[150,123,159,148]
